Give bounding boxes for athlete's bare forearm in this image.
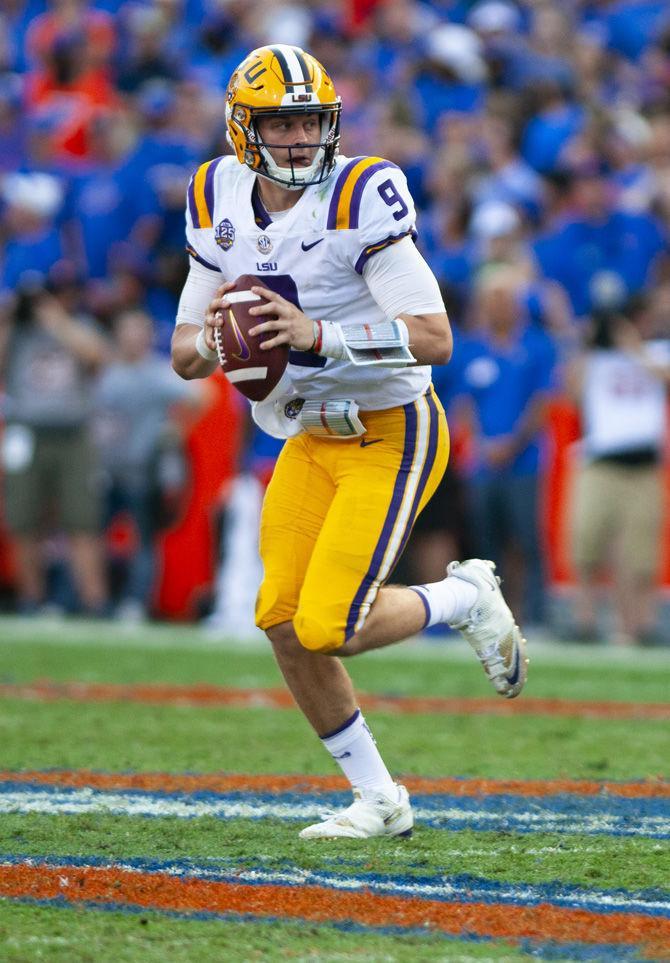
[171,323,217,380]
[401,311,453,365]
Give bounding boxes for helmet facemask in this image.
[229,104,341,190]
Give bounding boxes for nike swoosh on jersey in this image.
[360,438,384,448]
[301,238,324,251]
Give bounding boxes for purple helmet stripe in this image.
[344,401,418,641]
[349,160,398,229]
[203,157,222,225]
[326,157,365,230]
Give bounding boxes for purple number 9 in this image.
[377,178,409,221]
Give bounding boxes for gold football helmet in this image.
[226,44,341,190]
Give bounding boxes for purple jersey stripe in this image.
[326,157,365,230]
[344,401,418,641]
[354,229,417,274]
[187,177,199,228]
[349,161,397,229]
[395,389,442,564]
[203,156,222,225]
[185,246,221,273]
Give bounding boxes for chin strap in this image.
[311,318,415,367]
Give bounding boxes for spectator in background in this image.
[0,74,25,172]
[25,0,116,73]
[24,10,120,163]
[115,3,183,93]
[565,298,670,646]
[452,264,557,629]
[67,111,161,280]
[647,110,670,222]
[469,199,577,347]
[473,113,545,224]
[533,161,669,319]
[0,268,109,615]
[1,0,41,75]
[0,172,67,291]
[520,79,585,175]
[411,23,488,135]
[93,308,201,621]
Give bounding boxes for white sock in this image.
[321,709,397,797]
[410,574,478,628]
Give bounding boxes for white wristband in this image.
[195,326,218,361]
[312,319,347,360]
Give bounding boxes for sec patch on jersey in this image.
[214,274,289,401]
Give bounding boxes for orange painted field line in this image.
[1,862,668,957]
[1,769,668,799]
[2,681,669,720]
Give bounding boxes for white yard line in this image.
[1,788,668,838]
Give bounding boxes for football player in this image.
[172,44,527,839]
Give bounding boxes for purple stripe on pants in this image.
[344,400,418,641]
[395,389,441,563]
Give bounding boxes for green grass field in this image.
[0,617,668,962]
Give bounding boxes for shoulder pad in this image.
[187,156,225,229]
[326,156,403,231]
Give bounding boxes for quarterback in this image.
[172,44,527,839]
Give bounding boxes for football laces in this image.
[213,323,226,365]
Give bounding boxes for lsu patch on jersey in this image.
[184,154,431,411]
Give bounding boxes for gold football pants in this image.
[256,388,449,652]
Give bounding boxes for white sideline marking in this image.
[1,789,668,838]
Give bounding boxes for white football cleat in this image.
[448,559,528,699]
[299,785,413,840]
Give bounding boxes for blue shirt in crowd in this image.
[533,209,668,316]
[448,323,557,478]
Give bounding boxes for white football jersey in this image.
[184,153,431,410]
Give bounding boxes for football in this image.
[214,274,289,401]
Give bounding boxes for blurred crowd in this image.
[1,0,670,644]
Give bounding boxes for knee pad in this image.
[293,608,343,654]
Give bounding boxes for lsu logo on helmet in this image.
[225,44,341,190]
